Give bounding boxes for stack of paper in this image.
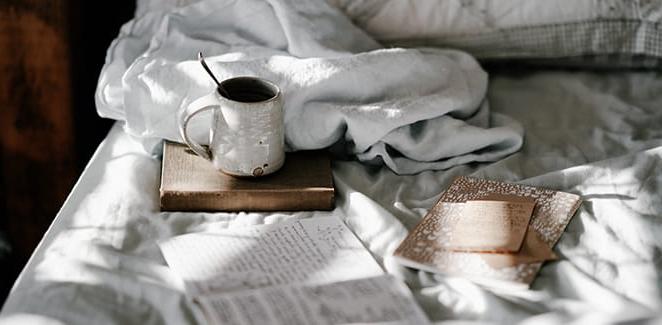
[394,176,582,290]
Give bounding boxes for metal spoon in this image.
[198,52,230,98]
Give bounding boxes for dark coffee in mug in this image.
[218,77,279,103]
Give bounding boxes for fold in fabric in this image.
[95,0,523,174]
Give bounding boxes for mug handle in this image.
[178,93,219,160]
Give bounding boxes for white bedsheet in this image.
[2,70,662,325]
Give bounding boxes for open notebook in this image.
[159,217,430,324]
[394,176,582,290]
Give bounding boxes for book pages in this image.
[159,217,384,296]
[196,275,430,325]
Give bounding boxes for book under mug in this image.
[160,141,335,212]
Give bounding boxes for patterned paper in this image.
[393,176,582,288]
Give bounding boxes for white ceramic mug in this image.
[179,76,285,177]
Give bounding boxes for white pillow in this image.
[329,0,662,67]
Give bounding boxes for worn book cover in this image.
[160,141,335,211]
[393,176,582,290]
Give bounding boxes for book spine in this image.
[160,190,335,212]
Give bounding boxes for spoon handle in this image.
[198,52,230,98]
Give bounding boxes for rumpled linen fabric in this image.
[95,0,523,174]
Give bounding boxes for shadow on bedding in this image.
[531,148,662,316]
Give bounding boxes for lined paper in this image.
[196,275,430,325]
[159,217,384,296]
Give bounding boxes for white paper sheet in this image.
[158,217,384,296]
[196,275,430,325]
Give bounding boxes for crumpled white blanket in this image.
[95,0,523,174]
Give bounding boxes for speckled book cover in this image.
[394,176,582,290]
